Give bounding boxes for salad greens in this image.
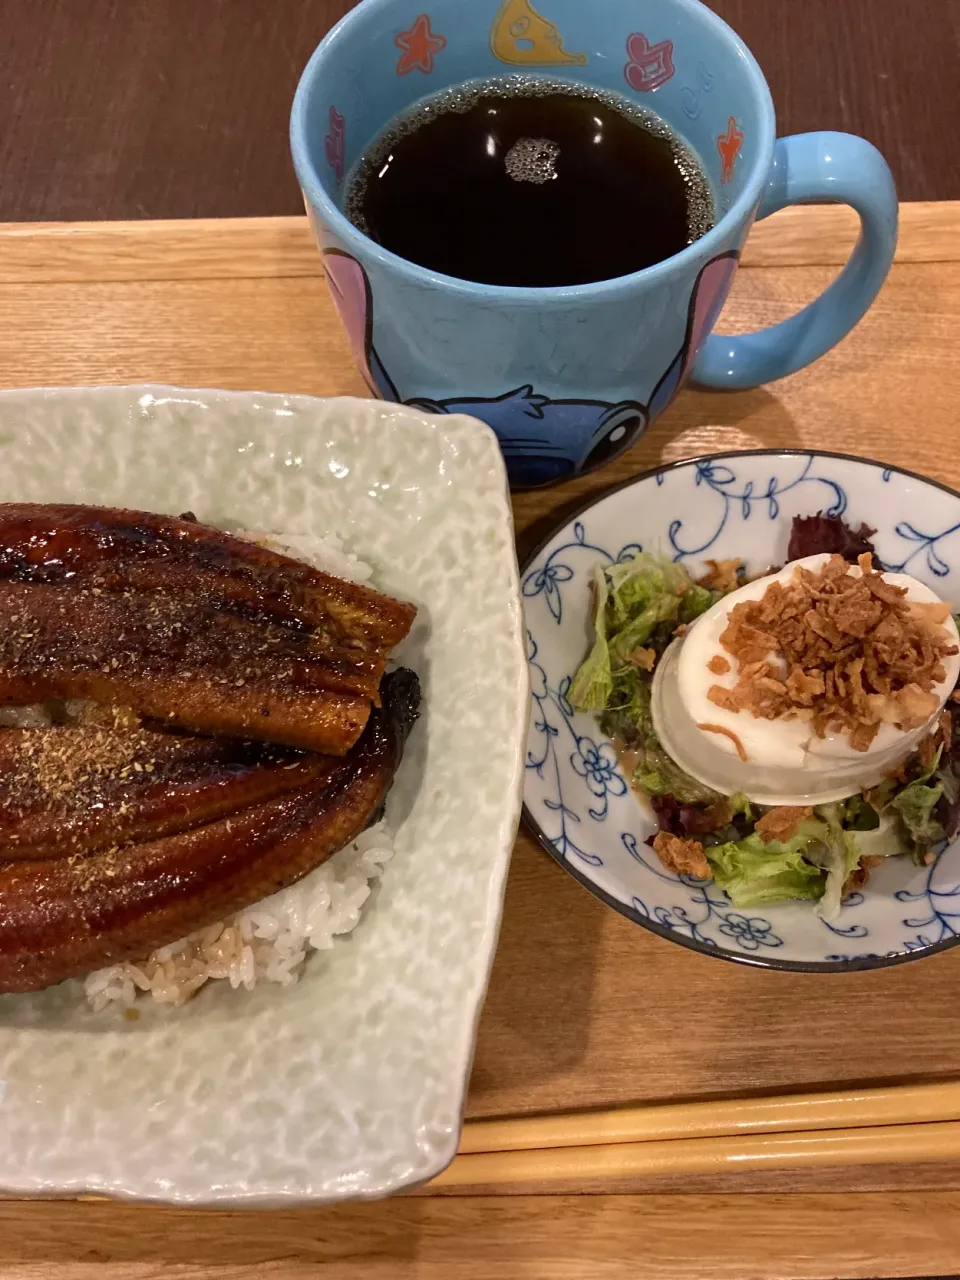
[570,554,718,712]
[706,829,827,908]
[569,566,613,712]
[569,534,960,920]
[891,779,945,850]
[571,553,722,807]
[704,813,862,917]
[598,669,720,806]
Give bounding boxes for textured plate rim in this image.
[0,383,529,1205]
[521,448,960,974]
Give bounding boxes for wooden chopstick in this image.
[433,1118,960,1188]
[459,1080,960,1154]
[66,1093,960,1204]
[67,1082,960,1204]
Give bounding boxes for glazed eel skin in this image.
[0,580,374,754]
[0,727,344,861]
[0,503,416,647]
[0,505,418,755]
[0,669,420,994]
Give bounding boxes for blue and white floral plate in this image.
[522,451,960,971]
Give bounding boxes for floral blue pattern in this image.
[885,520,960,577]
[817,894,869,939]
[522,451,960,970]
[667,455,845,560]
[527,632,603,866]
[718,913,784,951]
[621,832,784,950]
[521,519,642,625]
[571,735,627,820]
[892,849,960,949]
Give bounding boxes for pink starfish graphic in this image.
[718,116,744,184]
[395,14,447,75]
[324,106,346,184]
[624,32,675,92]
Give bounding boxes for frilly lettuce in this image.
[706,812,874,916]
[705,824,827,908]
[570,552,720,714]
[872,745,947,860]
[634,739,723,805]
[891,779,945,852]
[568,565,613,712]
[567,544,954,915]
[805,806,863,921]
[596,664,721,805]
[570,552,725,803]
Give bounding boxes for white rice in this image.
[4,527,399,1012]
[83,820,395,1011]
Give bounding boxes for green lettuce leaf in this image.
[603,554,689,629]
[634,742,723,805]
[728,792,755,821]
[571,551,730,719]
[841,795,881,831]
[939,767,960,806]
[913,745,943,786]
[678,581,721,623]
[603,555,687,662]
[868,744,948,863]
[594,664,721,804]
[569,565,613,711]
[807,806,863,920]
[598,663,654,746]
[853,813,907,861]
[608,593,685,665]
[570,551,739,808]
[891,779,945,851]
[705,826,826,908]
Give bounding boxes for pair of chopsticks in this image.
[430,1081,960,1187]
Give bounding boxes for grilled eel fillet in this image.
[0,504,417,754]
[0,580,373,753]
[0,727,344,861]
[0,503,415,646]
[0,669,420,994]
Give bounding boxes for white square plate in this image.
[0,386,527,1205]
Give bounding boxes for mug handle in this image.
[691,132,898,389]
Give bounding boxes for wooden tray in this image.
[2,207,960,1273]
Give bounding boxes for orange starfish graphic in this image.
[395,14,447,75]
[717,115,744,184]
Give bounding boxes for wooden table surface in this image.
[0,0,958,222]
[0,204,959,1276]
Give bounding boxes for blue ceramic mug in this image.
[291,0,897,489]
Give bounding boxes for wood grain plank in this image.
[0,213,959,1272]
[0,250,958,1138]
[469,833,960,1122]
[0,0,957,222]
[0,252,954,564]
[0,259,953,502]
[0,203,956,284]
[0,276,367,395]
[1,1192,960,1279]
[0,219,323,284]
[741,201,960,266]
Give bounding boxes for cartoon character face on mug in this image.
[321,248,739,488]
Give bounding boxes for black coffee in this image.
[345,76,715,288]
